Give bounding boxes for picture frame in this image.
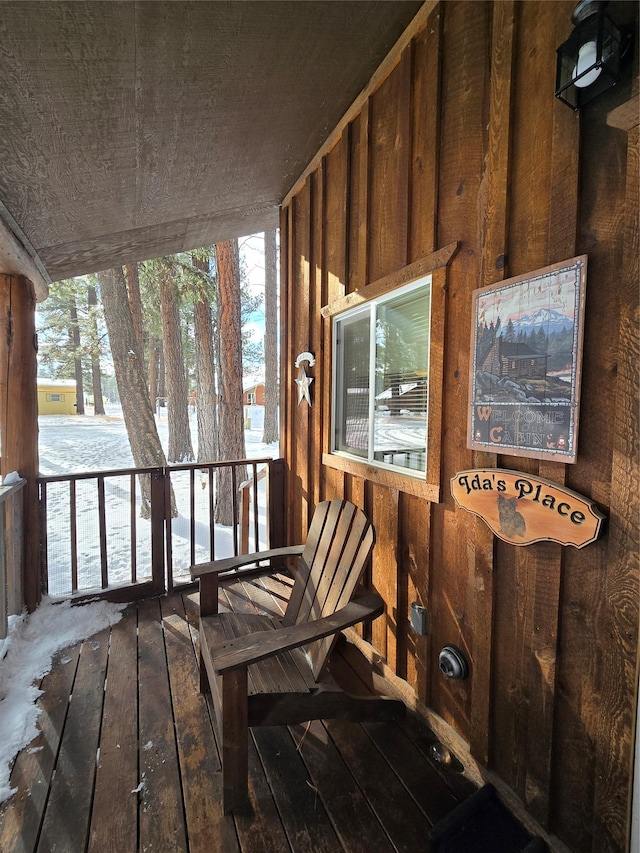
[468,255,588,463]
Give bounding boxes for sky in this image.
[239,232,268,346]
[475,261,582,327]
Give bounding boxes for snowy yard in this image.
[38,405,278,596]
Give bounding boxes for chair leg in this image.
[221,668,249,813]
[199,648,210,694]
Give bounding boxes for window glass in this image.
[373,283,430,471]
[333,277,431,476]
[335,309,370,458]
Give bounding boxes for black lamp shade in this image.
[555,9,628,109]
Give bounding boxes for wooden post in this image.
[0,275,40,612]
[150,468,167,596]
[239,485,250,555]
[266,458,286,549]
[603,93,639,853]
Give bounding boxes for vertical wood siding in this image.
[280,3,638,851]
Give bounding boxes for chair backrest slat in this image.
[283,499,375,679]
[281,499,333,627]
[298,500,357,625]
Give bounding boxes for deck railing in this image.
[0,477,26,639]
[37,457,285,601]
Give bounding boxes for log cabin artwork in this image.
[468,255,587,463]
[451,469,606,548]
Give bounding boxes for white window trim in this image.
[331,277,431,480]
[321,243,458,503]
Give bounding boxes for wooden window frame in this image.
[321,243,457,503]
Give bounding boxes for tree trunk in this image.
[193,254,218,464]
[69,299,85,414]
[157,262,194,463]
[215,239,246,525]
[87,285,105,415]
[97,267,172,518]
[149,336,158,411]
[124,262,146,376]
[262,229,279,444]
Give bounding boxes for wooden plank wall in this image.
[279,3,639,852]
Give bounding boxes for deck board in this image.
[0,586,476,852]
[0,643,81,853]
[290,719,396,853]
[138,597,189,852]
[88,606,138,853]
[37,627,110,853]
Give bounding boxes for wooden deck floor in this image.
[1,577,476,853]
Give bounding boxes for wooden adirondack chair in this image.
[190,498,405,813]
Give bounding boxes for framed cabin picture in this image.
[468,256,588,463]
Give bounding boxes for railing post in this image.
[0,480,26,638]
[266,458,286,549]
[150,469,166,596]
[239,485,250,555]
[0,506,6,639]
[7,483,24,615]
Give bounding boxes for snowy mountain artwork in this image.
[468,256,588,464]
[509,307,573,337]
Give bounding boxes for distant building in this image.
[243,381,265,407]
[37,379,78,415]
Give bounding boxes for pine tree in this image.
[142,258,194,463]
[215,239,247,525]
[96,266,174,518]
[191,251,218,464]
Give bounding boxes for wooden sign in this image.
[451,469,605,548]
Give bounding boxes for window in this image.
[47,393,63,402]
[333,278,431,476]
[321,245,456,502]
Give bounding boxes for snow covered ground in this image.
[38,405,279,596]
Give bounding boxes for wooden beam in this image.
[0,275,40,611]
[594,115,639,853]
[468,1,516,767]
[0,203,50,301]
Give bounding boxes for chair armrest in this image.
[210,592,385,674]
[190,545,305,581]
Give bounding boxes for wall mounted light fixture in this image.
[555,0,634,110]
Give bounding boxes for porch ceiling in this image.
[0,1,422,288]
